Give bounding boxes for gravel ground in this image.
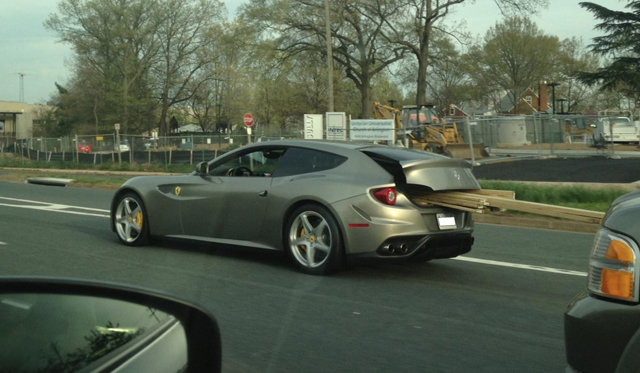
[474,156,640,183]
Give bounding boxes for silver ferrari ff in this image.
[110,141,481,275]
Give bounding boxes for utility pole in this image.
[324,0,334,111]
[547,82,561,156]
[16,73,26,102]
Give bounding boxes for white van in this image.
[594,117,640,143]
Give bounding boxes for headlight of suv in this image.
[589,228,640,302]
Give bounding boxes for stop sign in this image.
[243,113,254,127]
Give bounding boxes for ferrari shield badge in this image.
[175,186,181,196]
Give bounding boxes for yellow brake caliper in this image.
[300,228,307,251]
[135,211,143,228]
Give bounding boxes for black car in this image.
[565,190,640,373]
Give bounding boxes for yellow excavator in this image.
[373,101,488,159]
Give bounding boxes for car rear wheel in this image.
[285,204,343,275]
[114,193,150,246]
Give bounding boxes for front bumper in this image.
[565,290,640,373]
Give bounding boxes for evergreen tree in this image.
[577,1,640,99]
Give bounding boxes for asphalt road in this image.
[474,156,640,183]
[0,182,595,372]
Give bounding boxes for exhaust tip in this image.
[382,244,395,254]
[399,243,408,254]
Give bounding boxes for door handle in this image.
[258,190,268,197]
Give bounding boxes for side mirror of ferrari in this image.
[195,161,209,175]
[0,277,221,373]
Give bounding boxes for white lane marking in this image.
[0,197,109,218]
[452,256,587,277]
[0,242,6,245]
[0,197,109,213]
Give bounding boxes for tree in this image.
[241,0,407,118]
[424,36,473,113]
[468,16,560,114]
[37,83,76,137]
[556,37,600,112]
[576,1,640,107]
[45,0,164,133]
[153,0,225,136]
[380,0,548,106]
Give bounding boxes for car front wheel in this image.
[113,193,150,246]
[285,204,344,275]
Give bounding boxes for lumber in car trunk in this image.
[408,189,604,224]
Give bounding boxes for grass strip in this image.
[478,180,630,212]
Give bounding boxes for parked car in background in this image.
[77,142,91,153]
[115,140,131,152]
[565,190,640,373]
[110,141,480,275]
[144,138,157,150]
[593,117,640,144]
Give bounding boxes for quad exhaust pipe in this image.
[381,243,409,255]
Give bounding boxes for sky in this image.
[0,0,629,104]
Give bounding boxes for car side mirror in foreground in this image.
[195,161,209,175]
[0,277,221,373]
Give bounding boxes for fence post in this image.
[464,117,476,165]
[533,114,542,158]
[37,150,39,162]
[609,116,615,157]
[190,149,193,165]
[549,115,556,156]
[148,149,151,165]
[75,134,79,164]
[164,151,168,171]
[169,149,172,165]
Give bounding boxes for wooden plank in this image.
[437,192,489,205]
[482,195,605,219]
[467,189,516,200]
[422,200,484,214]
[413,196,485,210]
[412,190,604,224]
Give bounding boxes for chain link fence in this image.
[8,114,637,166]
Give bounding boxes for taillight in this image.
[373,187,396,205]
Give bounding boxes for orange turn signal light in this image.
[601,269,634,299]
[605,239,635,263]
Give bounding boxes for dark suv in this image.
[565,190,640,373]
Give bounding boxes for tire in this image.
[284,204,344,275]
[113,193,150,246]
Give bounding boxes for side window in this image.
[273,148,347,177]
[208,148,286,177]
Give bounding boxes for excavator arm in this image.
[373,102,402,130]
